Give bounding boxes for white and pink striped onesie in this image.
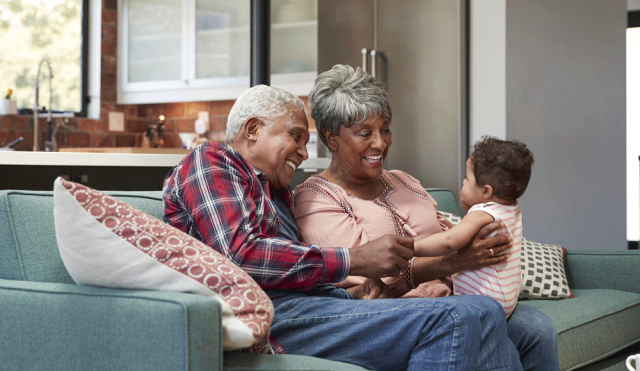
[452,201,522,317]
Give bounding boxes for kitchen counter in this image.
[0,151,330,191]
[0,150,330,169]
[0,151,186,167]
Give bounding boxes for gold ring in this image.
[490,248,494,256]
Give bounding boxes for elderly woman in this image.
[294,64,559,371]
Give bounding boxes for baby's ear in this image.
[482,185,494,198]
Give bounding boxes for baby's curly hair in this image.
[471,136,534,201]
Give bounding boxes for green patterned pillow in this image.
[440,211,572,300]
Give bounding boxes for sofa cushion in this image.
[519,289,640,371]
[53,178,274,352]
[223,353,371,371]
[0,189,164,283]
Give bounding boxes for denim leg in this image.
[507,304,560,371]
[270,294,522,371]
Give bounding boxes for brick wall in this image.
[0,0,313,152]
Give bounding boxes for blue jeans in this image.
[268,288,523,371]
[507,304,560,371]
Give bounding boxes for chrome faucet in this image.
[33,56,54,152]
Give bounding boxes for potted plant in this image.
[0,89,18,115]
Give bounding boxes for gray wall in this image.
[471,0,627,250]
[504,0,627,250]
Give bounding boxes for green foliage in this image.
[0,0,83,112]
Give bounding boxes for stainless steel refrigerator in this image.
[318,0,468,195]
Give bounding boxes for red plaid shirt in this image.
[163,142,350,290]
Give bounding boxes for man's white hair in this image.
[225,85,306,144]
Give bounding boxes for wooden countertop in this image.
[0,149,330,169]
[59,147,191,155]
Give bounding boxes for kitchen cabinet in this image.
[0,165,171,191]
[118,0,317,104]
[318,0,467,194]
[0,152,184,191]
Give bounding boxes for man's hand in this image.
[347,278,393,300]
[446,221,511,272]
[348,235,414,278]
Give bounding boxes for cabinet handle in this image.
[370,50,377,79]
[361,48,369,73]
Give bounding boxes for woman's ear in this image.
[482,185,494,199]
[323,130,338,152]
[243,118,261,142]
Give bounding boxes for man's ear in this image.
[243,118,261,142]
[482,185,494,199]
[323,130,337,151]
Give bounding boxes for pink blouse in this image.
[294,169,454,298]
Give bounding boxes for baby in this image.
[415,136,534,317]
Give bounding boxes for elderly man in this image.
[163,85,523,371]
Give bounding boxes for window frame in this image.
[627,10,640,250]
[78,0,89,117]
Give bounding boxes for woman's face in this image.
[328,115,392,182]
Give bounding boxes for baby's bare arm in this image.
[414,211,495,257]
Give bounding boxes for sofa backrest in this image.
[425,188,462,216]
[0,190,164,283]
[0,187,461,284]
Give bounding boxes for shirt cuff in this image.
[320,246,351,284]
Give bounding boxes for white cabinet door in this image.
[118,0,317,104]
[270,0,317,88]
[188,0,250,88]
[121,0,188,91]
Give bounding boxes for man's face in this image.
[254,108,310,190]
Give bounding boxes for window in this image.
[627,10,640,249]
[0,0,88,116]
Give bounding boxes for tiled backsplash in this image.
[0,0,314,152]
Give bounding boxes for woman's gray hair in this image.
[308,64,392,150]
[225,85,306,144]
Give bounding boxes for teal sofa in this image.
[1,187,639,371]
[427,188,640,371]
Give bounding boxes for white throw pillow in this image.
[53,177,274,352]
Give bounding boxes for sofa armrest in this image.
[0,279,223,371]
[565,250,640,293]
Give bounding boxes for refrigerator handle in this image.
[370,49,377,78]
[361,48,369,74]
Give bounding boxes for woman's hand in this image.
[347,278,393,300]
[447,221,511,272]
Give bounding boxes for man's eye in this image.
[359,132,371,137]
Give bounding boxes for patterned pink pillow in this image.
[53,177,273,352]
